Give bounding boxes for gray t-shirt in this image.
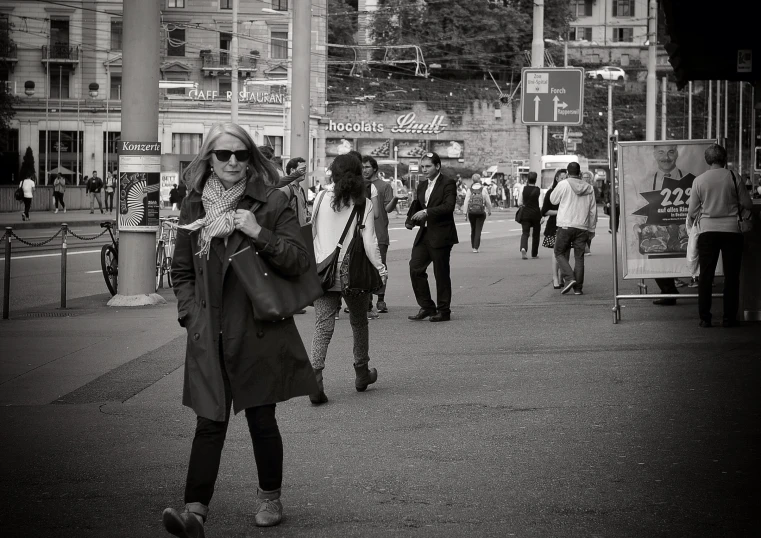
[370,177,394,246]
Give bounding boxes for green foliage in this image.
[20,147,35,180]
[328,0,358,60]
[0,26,17,147]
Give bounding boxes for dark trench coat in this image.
[171,176,318,422]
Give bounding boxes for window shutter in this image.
[585,0,593,16]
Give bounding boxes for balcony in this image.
[200,50,258,77]
[41,44,81,72]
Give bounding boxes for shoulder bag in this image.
[228,193,323,321]
[730,171,753,233]
[340,203,383,297]
[314,194,360,291]
[14,181,24,201]
[514,205,524,223]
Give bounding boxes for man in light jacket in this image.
[550,162,598,295]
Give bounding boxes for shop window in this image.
[0,128,18,152]
[220,32,231,65]
[271,31,288,60]
[168,28,185,57]
[172,133,203,155]
[50,71,70,98]
[570,27,592,41]
[572,0,593,17]
[37,130,83,181]
[264,135,283,156]
[111,20,122,51]
[612,27,634,43]
[110,74,122,100]
[612,0,635,17]
[167,0,185,7]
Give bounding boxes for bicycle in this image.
[156,216,179,290]
[100,221,119,296]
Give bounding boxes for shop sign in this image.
[187,89,286,104]
[327,113,448,135]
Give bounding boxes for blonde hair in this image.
[183,122,280,192]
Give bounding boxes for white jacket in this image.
[550,177,598,232]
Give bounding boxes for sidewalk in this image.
[0,207,181,231]
[0,219,758,537]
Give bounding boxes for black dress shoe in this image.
[653,298,677,306]
[429,312,451,322]
[408,309,437,321]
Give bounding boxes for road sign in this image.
[521,68,584,126]
[567,138,582,145]
[551,133,564,139]
[568,131,583,137]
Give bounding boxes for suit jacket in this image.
[405,173,459,248]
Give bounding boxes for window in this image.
[218,77,231,97]
[110,20,122,50]
[572,0,592,17]
[50,71,70,98]
[220,0,232,9]
[272,0,288,10]
[165,78,188,95]
[219,32,231,65]
[612,27,634,42]
[168,28,185,56]
[167,0,185,7]
[50,18,70,58]
[264,136,283,156]
[172,133,203,155]
[570,27,592,41]
[110,74,122,99]
[612,0,635,17]
[271,31,288,60]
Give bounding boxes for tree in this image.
[20,147,35,180]
[0,20,17,149]
[328,0,358,62]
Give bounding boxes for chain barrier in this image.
[10,228,63,248]
[68,228,110,241]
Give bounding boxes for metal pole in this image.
[724,80,729,145]
[3,228,11,319]
[542,126,548,155]
[60,223,67,309]
[708,81,713,139]
[661,76,667,140]
[76,97,80,184]
[739,82,743,176]
[58,65,62,170]
[687,81,692,139]
[106,66,109,176]
[607,83,613,162]
[563,34,568,146]
[609,137,620,323]
[645,0,657,141]
[230,0,239,122]
[290,0,312,162]
[716,79,721,143]
[45,45,49,184]
[529,0,544,175]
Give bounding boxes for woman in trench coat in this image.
[163,122,317,536]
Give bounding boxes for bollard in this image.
[3,227,11,320]
[61,223,67,309]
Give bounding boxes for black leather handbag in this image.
[340,206,383,297]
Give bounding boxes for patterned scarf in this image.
[181,172,247,258]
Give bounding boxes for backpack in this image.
[279,182,310,225]
[468,186,485,215]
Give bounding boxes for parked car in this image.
[586,66,627,81]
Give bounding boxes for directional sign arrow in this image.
[534,96,541,122]
[552,96,568,121]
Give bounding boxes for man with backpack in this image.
[463,173,492,253]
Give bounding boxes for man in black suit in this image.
[406,152,458,322]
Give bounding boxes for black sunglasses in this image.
[211,149,251,162]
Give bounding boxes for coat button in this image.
[201,300,206,308]
[193,333,200,341]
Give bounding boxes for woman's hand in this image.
[234,209,262,239]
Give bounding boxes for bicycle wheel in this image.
[155,241,166,290]
[101,244,118,296]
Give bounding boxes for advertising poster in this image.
[430,140,465,159]
[118,141,162,232]
[357,139,391,158]
[396,140,427,159]
[326,138,354,156]
[618,140,714,279]
[160,172,179,206]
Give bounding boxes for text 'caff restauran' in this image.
[187,89,286,104]
[327,113,448,135]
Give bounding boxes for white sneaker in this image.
[63,208,67,213]
[55,208,59,214]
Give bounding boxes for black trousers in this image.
[22,198,32,218]
[409,231,453,315]
[105,191,115,212]
[697,232,744,323]
[53,192,65,209]
[468,213,486,249]
[520,217,541,257]
[184,340,283,506]
[655,278,678,295]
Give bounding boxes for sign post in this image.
[521,68,585,126]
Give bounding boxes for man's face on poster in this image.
[653,145,679,173]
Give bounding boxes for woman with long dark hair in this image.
[518,171,542,259]
[542,169,566,287]
[309,154,387,404]
[164,122,318,534]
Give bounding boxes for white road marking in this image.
[0,249,101,262]
[510,228,522,232]
[85,270,102,274]
[390,240,398,243]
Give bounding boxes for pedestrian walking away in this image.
[550,162,598,295]
[19,173,36,221]
[310,154,387,405]
[464,173,492,253]
[86,170,104,214]
[542,170,566,288]
[104,171,117,213]
[581,171,597,255]
[169,184,179,210]
[53,172,66,214]
[363,155,398,314]
[406,152,458,322]
[164,122,318,534]
[518,172,542,259]
[687,143,753,328]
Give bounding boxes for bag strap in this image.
[338,204,360,248]
[311,189,328,239]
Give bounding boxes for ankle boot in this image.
[354,364,378,392]
[255,488,283,527]
[309,368,328,405]
[162,502,207,538]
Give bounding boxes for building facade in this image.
[0,0,327,186]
